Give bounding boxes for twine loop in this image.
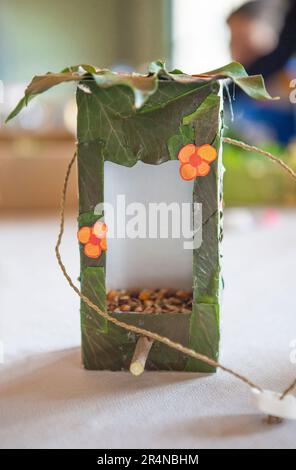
[55,139,296,420]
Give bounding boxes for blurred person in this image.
[228,0,281,67]
[246,0,296,78]
[227,0,296,145]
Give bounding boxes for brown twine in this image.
[223,137,296,401]
[55,141,296,411]
[281,378,296,400]
[223,137,296,182]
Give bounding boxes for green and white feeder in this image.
[7,61,272,374]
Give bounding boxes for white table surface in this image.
[0,208,295,449]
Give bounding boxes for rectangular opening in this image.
[104,160,194,314]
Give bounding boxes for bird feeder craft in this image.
[7,61,272,374]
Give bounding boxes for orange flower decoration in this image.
[77,221,107,259]
[178,143,217,181]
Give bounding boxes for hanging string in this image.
[55,141,296,416]
[224,137,296,400]
[223,137,296,182]
[281,378,296,400]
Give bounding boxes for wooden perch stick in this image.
[130,336,154,376]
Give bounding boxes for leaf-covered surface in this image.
[76,81,223,371]
[184,93,223,372]
[76,80,212,166]
[6,60,229,372]
[110,312,190,372]
[192,93,222,304]
[77,140,104,213]
[6,60,274,123]
[191,61,276,101]
[80,267,108,369]
[186,304,220,373]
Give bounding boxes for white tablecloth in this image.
[0,209,295,449]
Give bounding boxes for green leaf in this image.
[167,134,183,160]
[148,59,167,75]
[180,123,195,142]
[5,72,81,122]
[77,80,213,165]
[192,61,277,101]
[80,266,108,370]
[169,68,184,75]
[6,67,159,123]
[186,304,220,372]
[183,92,221,144]
[6,60,275,124]
[93,71,158,109]
[167,123,195,160]
[6,96,28,122]
[61,64,98,74]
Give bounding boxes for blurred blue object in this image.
[231,58,296,145]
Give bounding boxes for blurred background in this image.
[0,0,295,210]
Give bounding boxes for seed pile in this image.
[107,288,193,314]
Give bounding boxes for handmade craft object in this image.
[7,61,272,374]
